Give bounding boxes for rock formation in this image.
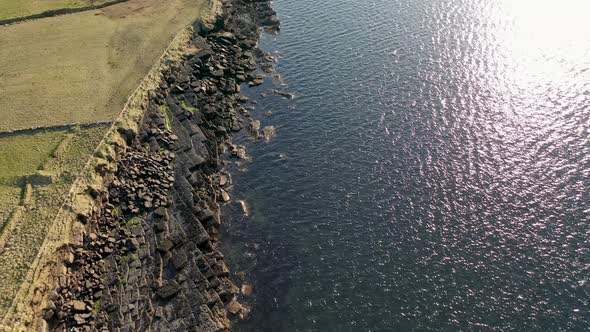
[41,0,280,330]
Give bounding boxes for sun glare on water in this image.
[494,0,590,85]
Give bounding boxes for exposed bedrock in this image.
[42,0,279,330]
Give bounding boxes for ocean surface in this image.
[221,0,590,331]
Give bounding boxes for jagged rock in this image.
[154,306,164,320]
[73,314,86,325]
[211,69,224,78]
[262,126,277,143]
[216,126,228,136]
[237,95,249,103]
[241,283,254,296]
[227,301,242,315]
[261,15,280,28]
[219,174,229,186]
[271,89,294,99]
[248,78,264,86]
[46,300,57,312]
[191,49,212,61]
[171,253,188,270]
[154,219,166,233]
[42,309,55,321]
[261,64,273,73]
[220,189,230,202]
[239,303,252,320]
[237,200,249,217]
[156,281,182,299]
[157,238,174,253]
[249,119,260,136]
[197,209,214,223]
[128,238,140,251]
[154,207,168,218]
[213,31,236,42]
[213,261,230,277]
[233,147,248,160]
[71,300,88,312]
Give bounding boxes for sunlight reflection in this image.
[495,0,590,85]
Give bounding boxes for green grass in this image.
[126,216,141,230]
[0,125,108,313]
[160,105,172,131]
[0,185,20,233]
[0,0,113,20]
[0,0,210,132]
[0,131,67,182]
[93,298,101,313]
[112,206,121,217]
[180,100,198,114]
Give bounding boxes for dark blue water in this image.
[222,0,590,331]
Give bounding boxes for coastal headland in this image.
[0,0,279,330]
[0,0,213,321]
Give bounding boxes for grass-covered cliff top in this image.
[0,0,113,20]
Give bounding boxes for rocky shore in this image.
[41,1,279,331]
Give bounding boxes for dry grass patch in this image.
[0,0,209,132]
[0,186,21,231]
[0,0,114,20]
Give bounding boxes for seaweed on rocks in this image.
[43,0,279,331]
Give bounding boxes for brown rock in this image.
[227,300,242,315]
[219,174,229,186]
[239,303,252,320]
[241,283,254,296]
[220,189,230,202]
[71,300,88,312]
[156,281,182,299]
[157,238,174,253]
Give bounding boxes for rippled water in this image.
[222,0,590,330]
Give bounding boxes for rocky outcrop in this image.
[41,0,279,331]
[226,0,280,35]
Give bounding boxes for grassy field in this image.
[0,129,69,241]
[0,186,20,232]
[0,130,69,234]
[0,0,113,20]
[0,125,109,312]
[0,130,67,182]
[0,0,209,132]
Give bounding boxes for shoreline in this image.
[16,0,280,330]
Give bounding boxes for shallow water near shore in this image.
[222,0,590,331]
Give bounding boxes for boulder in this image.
[197,209,214,223]
[220,189,230,202]
[71,300,88,313]
[157,238,174,253]
[227,300,242,315]
[248,78,264,86]
[219,174,229,186]
[271,89,294,99]
[262,126,277,143]
[156,281,182,299]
